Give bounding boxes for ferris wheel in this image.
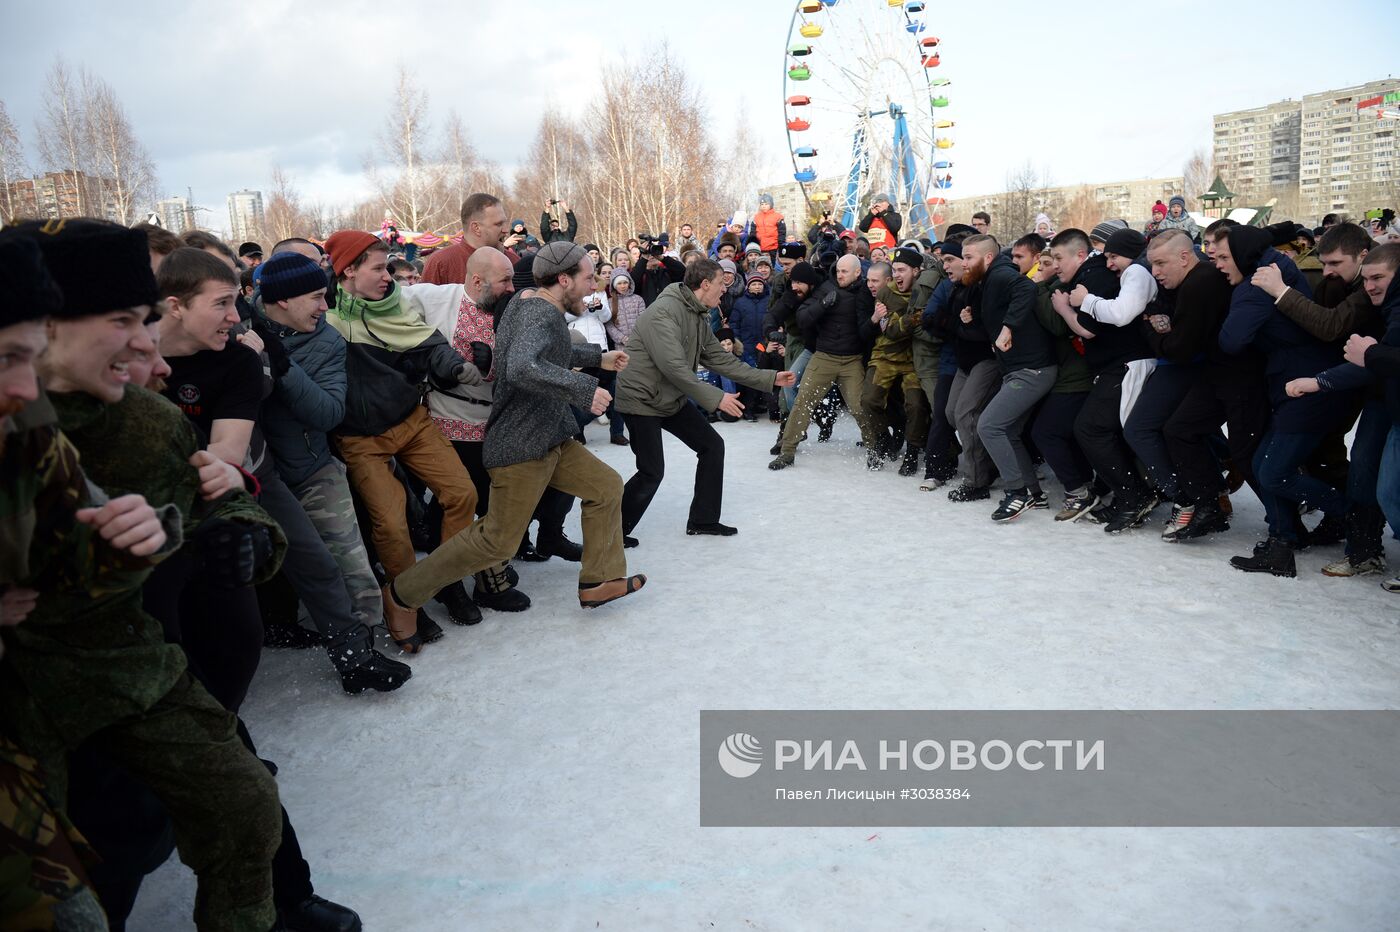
[783,0,954,239]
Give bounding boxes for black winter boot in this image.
[1229,536,1298,577]
[898,449,920,477]
[770,417,787,456]
[277,894,362,931]
[535,531,584,562]
[414,609,444,644]
[474,564,532,612]
[339,650,412,695]
[434,580,483,625]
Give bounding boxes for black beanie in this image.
[512,255,536,292]
[259,252,329,303]
[788,261,822,288]
[0,236,65,328]
[715,327,735,342]
[0,219,158,318]
[1104,227,1147,260]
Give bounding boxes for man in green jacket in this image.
[616,257,795,540]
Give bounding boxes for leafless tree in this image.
[83,73,157,224]
[1059,185,1101,235]
[0,100,28,220]
[1182,148,1214,207]
[367,67,449,233]
[441,110,506,220]
[999,160,1050,240]
[261,166,308,243]
[35,58,92,216]
[514,107,590,239]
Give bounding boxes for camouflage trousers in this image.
[861,361,931,454]
[292,460,382,634]
[0,735,108,931]
[2,674,280,932]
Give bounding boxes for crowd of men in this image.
[1,185,1398,929]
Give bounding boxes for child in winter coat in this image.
[728,273,770,420]
[604,269,646,349]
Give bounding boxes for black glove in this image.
[192,517,274,589]
[250,316,292,379]
[468,341,492,376]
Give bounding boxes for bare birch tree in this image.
[0,100,28,220]
[262,166,308,243]
[1183,148,1214,207]
[367,67,449,233]
[35,58,91,216]
[83,74,157,224]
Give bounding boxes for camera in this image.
[549,199,560,206]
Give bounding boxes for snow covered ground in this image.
[132,414,1400,931]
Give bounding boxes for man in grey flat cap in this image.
[384,241,648,614]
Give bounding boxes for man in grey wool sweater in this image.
[385,241,647,614]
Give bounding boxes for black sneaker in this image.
[433,580,482,626]
[535,532,584,562]
[686,522,738,536]
[898,450,920,477]
[1028,490,1049,509]
[991,488,1033,522]
[1103,495,1160,534]
[1230,536,1298,577]
[1174,499,1230,540]
[515,534,548,563]
[947,483,991,503]
[340,651,412,695]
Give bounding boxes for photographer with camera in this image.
[859,194,903,250]
[630,232,685,306]
[540,199,579,244]
[807,206,848,248]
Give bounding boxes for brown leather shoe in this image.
[578,574,647,609]
[381,585,422,653]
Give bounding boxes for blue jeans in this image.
[1379,424,1400,542]
[783,347,813,411]
[1253,429,1347,543]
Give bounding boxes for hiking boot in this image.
[380,585,422,653]
[473,564,531,612]
[579,574,647,608]
[433,580,482,626]
[1175,499,1230,540]
[535,532,584,562]
[768,453,795,470]
[1160,503,1195,542]
[991,488,1034,523]
[340,650,412,695]
[686,521,738,537]
[947,483,991,503]
[1055,488,1099,522]
[1321,555,1387,578]
[1230,536,1297,577]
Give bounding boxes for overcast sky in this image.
[3,0,1397,225]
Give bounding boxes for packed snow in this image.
[132,414,1400,930]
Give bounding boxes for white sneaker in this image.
[1383,575,1400,594]
[1321,556,1386,578]
[596,414,609,426]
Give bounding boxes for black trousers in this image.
[622,403,725,532]
[1123,365,1197,503]
[1031,390,1093,492]
[1074,366,1151,503]
[1163,367,1271,505]
[923,370,959,477]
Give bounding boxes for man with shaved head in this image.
[770,256,880,469]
